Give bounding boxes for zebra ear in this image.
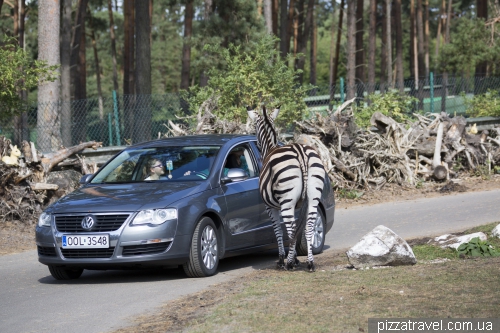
[247,106,257,121]
[270,107,280,120]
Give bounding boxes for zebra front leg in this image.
[266,207,286,269]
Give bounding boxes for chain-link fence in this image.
[1,74,499,152]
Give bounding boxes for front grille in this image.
[61,247,115,259]
[38,246,57,257]
[55,214,130,232]
[122,242,171,256]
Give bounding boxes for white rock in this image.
[346,225,416,269]
[492,224,500,238]
[429,232,488,249]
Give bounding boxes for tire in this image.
[48,265,84,280]
[296,208,326,256]
[182,217,219,278]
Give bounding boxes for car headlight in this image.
[131,209,177,226]
[38,212,51,227]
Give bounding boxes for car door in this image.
[221,143,274,250]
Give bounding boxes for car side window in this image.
[224,144,258,178]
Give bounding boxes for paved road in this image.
[1,189,499,333]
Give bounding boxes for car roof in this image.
[126,134,256,149]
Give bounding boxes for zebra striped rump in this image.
[247,105,326,272]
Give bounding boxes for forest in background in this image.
[1,0,499,100]
[1,0,500,152]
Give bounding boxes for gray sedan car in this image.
[36,135,335,279]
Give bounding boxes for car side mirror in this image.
[221,168,248,184]
[79,174,93,184]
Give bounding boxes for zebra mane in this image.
[259,106,279,157]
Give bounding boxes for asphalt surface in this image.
[1,188,499,333]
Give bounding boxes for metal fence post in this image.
[113,90,121,146]
[340,77,345,103]
[108,113,113,146]
[430,72,434,114]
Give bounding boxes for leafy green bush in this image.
[0,37,58,122]
[184,34,311,127]
[353,90,418,129]
[457,237,500,257]
[462,89,500,118]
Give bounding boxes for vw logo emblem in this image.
[81,215,96,230]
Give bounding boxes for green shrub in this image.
[457,237,500,257]
[353,90,418,129]
[184,34,310,127]
[463,89,500,118]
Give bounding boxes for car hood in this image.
[47,181,209,213]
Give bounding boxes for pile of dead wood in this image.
[164,98,500,190]
[0,136,101,227]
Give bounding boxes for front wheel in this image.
[183,217,219,278]
[296,208,326,256]
[48,265,84,280]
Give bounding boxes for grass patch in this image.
[183,257,500,333]
[412,244,457,261]
[113,223,500,333]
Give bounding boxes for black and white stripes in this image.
[248,105,326,271]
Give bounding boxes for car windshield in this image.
[90,145,221,183]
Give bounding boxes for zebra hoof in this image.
[294,257,301,267]
[285,262,295,271]
[307,261,316,272]
[277,255,285,269]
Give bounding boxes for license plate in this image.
[62,235,110,249]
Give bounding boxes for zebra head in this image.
[247,105,280,157]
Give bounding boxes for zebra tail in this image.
[294,191,309,242]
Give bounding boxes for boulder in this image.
[346,225,416,269]
[428,232,488,249]
[491,224,500,239]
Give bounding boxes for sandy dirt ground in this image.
[1,174,499,256]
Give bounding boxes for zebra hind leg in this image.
[305,211,317,272]
[266,207,286,269]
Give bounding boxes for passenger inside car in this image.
[144,158,165,180]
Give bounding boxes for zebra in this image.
[247,105,326,272]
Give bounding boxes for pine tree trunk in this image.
[199,0,212,86]
[108,0,119,93]
[310,12,317,86]
[89,17,104,122]
[181,0,194,90]
[135,0,152,143]
[61,0,72,147]
[272,0,279,36]
[331,0,344,91]
[416,0,425,78]
[475,0,488,76]
[394,0,404,92]
[385,0,392,89]
[295,0,313,85]
[424,0,430,77]
[346,0,356,99]
[441,0,452,112]
[434,0,445,70]
[380,0,387,92]
[279,0,288,57]
[367,0,376,95]
[123,0,135,141]
[38,0,61,152]
[264,0,273,34]
[355,0,364,86]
